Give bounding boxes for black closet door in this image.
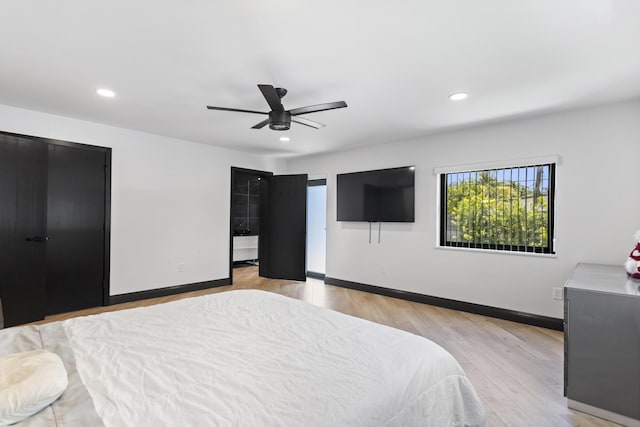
[45,144,106,315]
[0,136,48,327]
[259,174,307,281]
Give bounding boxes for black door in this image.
[259,174,308,281]
[0,135,48,327]
[0,132,110,327]
[46,144,106,314]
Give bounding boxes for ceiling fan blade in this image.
[206,106,268,115]
[258,84,284,112]
[289,101,347,116]
[251,119,270,129]
[291,116,325,129]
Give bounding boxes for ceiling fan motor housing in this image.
[269,110,291,130]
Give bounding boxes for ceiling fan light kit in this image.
[268,110,291,131]
[207,84,347,131]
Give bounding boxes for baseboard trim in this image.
[324,276,563,331]
[306,271,325,280]
[568,399,640,427]
[109,278,231,305]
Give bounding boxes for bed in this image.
[1,290,486,426]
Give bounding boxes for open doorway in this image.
[306,179,326,279]
[229,167,308,282]
[230,168,271,276]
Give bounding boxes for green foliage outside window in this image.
[443,165,552,252]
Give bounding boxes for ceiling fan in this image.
[206,84,347,131]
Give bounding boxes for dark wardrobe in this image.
[0,131,110,328]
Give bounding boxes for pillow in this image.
[0,350,68,425]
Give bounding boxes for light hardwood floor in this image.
[38,266,619,427]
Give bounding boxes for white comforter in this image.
[62,290,485,426]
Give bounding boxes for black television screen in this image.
[337,166,415,222]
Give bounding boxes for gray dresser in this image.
[564,263,640,426]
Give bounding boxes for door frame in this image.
[229,167,273,282]
[0,130,112,306]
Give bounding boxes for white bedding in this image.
[62,290,485,426]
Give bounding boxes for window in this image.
[440,163,555,254]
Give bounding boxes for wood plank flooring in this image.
[38,266,620,427]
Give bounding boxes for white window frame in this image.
[434,155,559,257]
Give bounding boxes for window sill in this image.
[435,245,558,259]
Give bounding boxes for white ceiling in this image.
[1,1,639,158]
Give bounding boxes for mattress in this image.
[2,290,485,426]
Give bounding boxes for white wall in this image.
[0,104,285,296]
[287,100,640,318]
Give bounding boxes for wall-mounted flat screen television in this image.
[337,166,415,222]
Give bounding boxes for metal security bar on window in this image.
[440,163,555,254]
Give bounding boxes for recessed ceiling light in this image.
[279,137,290,142]
[96,88,116,98]
[449,92,468,101]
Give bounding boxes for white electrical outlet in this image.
[552,287,563,300]
[178,263,185,272]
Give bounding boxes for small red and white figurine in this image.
[625,230,640,280]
